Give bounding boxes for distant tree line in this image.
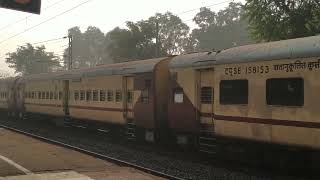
[6,1,320,75]
[65,2,253,68]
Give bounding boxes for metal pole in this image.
[155,21,159,57]
[68,35,72,70]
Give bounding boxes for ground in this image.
[0,127,164,180]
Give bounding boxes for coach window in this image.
[93,90,98,101]
[173,88,183,103]
[107,90,114,102]
[116,90,122,102]
[46,92,49,99]
[38,92,41,99]
[32,92,35,99]
[74,91,79,101]
[86,90,92,101]
[54,92,58,100]
[266,78,304,106]
[220,80,248,105]
[127,90,133,103]
[59,91,62,100]
[80,90,85,101]
[50,92,53,100]
[100,90,106,101]
[141,89,149,104]
[201,87,213,104]
[42,92,46,99]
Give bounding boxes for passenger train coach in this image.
[168,36,320,156]
[0,36,320,156]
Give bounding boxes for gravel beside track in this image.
[0,117,306,180]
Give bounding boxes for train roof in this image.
[216,35,320,64]
[0,77,16,87]
[169,52,216,69]
[24,57,169,81]
[84,57,168,78]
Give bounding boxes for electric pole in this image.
[68,34,73,70]
[155,21,160,57]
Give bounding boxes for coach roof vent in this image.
[169,52,217,69]
[215,35,320,65]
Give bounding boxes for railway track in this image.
[0,124,184,180]
[0,116,305,180]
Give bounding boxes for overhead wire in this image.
[1,0,228,60]
[0,0,68,33]
[110,0,232,29]
[18,36,68,47]
[0,0,94,46]
[177,0,233,15]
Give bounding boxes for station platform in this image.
[0,128,163,180]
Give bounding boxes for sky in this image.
[0,0,245,74]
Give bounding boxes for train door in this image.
[124,76,134,121]
[16,81,25,120]
[62,80,69,116]
[198,68,215,153]
[123,76,136,140]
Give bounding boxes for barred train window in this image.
[220,80,248,105]
[115,90,122,102]
[74,91,79,101]
[201,87,213,104]
[80,90,85,100]
[54,92,58,100]
[50,92,53,100]
[266,78,304,106]
[46,92,49,99]
[127,91,133,103]
[107,90,114,102]
[42,92,46,99]
[38,92,41,99]
[86,90,92,101]
[59,91,62,100]
[173,88,183,103]
[141,89,149,103]
[92,90,98,101]
[100,90,106,101]
[32,92,35,99]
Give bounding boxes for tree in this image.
[6,43,60,75]
[106,12,190,62]
[0,70,12,78]
[149,12,190,55]
[64,26,109,69]
[190,2,252,52]
[244,0,320,41]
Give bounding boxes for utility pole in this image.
[68,34,73,70]
[155,21,160,57]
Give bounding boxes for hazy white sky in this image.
[0,0,245,74]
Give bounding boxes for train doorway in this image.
[124,76,136,140]
[198,68,216,153]
[62,80,69,116]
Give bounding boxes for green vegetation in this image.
[6,43,60,75]
[7,1,320,74]
[244,0,320,41]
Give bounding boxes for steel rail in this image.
[0,124,184,180]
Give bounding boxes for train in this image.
[1,35,320,160]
